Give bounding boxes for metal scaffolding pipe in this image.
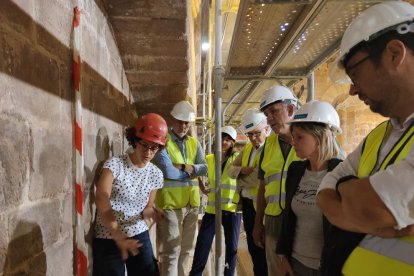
[214,0,223,274]
[307,72,315,102]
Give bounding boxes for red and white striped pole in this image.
[73,3,87,275]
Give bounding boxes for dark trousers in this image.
[92,230,159,276]
[190,211,242,276]
[241,196,268,276]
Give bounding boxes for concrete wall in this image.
[0,0,135,274]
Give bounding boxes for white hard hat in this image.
[260,86,297,111]
[330,1,414,83]
[241,108,267,133]
[289,100,341,135]
[170,100,196,122]
[221,126,237,141]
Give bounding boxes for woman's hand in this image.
[111,230,143,260]
[279,256,295,276]
[252,224,265,248]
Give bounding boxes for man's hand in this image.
[374,224,414,238]
[240,166,254,176]
[279,256,295,276]
[152,207,165,223]
[253,224,265,248]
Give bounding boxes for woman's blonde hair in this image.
[290,122,341,163]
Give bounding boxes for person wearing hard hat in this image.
[190,126,241,276]
[275,101,344,276]
[317,1,414,275]
[252,85,300,276]
[93,113,167,276]
[153,101,208,276]
[227,109,269,276]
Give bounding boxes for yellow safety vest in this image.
[343,120,414,275]
[155,133,200,209]
[260,133,299,216]
[205,153,238,214]
[240,142,263,209]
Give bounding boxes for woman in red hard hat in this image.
[93,113,168,276]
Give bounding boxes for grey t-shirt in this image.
[291,169,326,269]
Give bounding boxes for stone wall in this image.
[292,63,385,156]
[0,0,135,274]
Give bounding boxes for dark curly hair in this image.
[125,126,141,148]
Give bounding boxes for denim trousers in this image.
[189,211,242,276]
[93,230,159,276]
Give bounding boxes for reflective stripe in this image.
[163,180,198,188]
[264,172,284,185]
[359,235,414,266]
[221,184,237,191]
[266,194,285,204]
[207,198,234,206]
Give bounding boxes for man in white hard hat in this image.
[227,109,269,276]
[252,85,300,276]
[154,100,208,276]
[317,1,414,274]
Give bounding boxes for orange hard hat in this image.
[134,113,168,146]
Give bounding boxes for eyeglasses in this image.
[345,54,372,81]
[247,130,263,138]
[138,140,160,152]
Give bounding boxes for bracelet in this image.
[335,175,358,198]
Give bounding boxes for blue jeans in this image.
[93,230,159,276]
[241,196,268,276]
[189,211,241,276]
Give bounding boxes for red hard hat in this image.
[134,113,168,146]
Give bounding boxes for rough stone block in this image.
[105,0,186,19]
[8,201,61,251]
[29,128,72,200]
[0,24,60,98]
[0,0,35,42]
[0,113,31,208]
[34,0,72,60]
[131,84,187,102]
[45,239,73,276]
[127,71,187,86]
[117,36,187,57]
[123,55,188,72]
[112,17,186,39]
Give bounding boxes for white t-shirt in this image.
[95,154,163,238]
[318,113,414,229]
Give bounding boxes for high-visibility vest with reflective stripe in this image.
[343,120,414,275]
[240,143,262,208]
[155,134,200,209]
[260,133,299,216]
[205,153,238,214]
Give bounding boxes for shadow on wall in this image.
[0,0,135,126]
[83,127,111,273]
[3,221,46,275]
